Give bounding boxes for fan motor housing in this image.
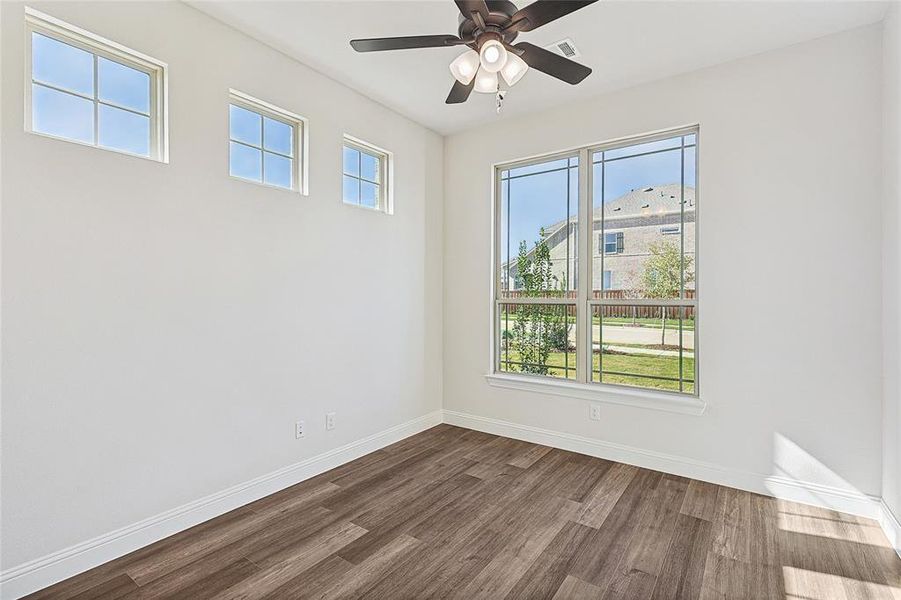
[458,0,520,47]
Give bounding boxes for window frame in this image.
[489,125,703,414]
[228,89,308,194]
[342,135,393,214]
[24,7,168,162]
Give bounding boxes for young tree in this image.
[512,229,568,375]
[640,241,694,345]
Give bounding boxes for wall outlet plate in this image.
[326,412,336,430]
[295,420,305,439]
[589,404,601,421]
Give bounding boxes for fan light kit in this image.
[350,0,598,107]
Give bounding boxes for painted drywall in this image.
[0,0,443,570]
[444,25,884,499]
[884,3,901,524]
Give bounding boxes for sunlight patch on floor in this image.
[777,499,891,548]
[782,566,901,600]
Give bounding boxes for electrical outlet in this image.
[295,420,305,439]
[326,412,336,430]
[589,404,601,421]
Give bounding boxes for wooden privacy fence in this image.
[500,289,696,320]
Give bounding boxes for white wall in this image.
[883,2,901,524]
[0,1,443,570]
[444,25,884,499]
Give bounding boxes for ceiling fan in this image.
[350,0,598,105]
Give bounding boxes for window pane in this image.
[501,155,579,299]
[343,146,360,176]
[592,304,694,393]
[32,84,94,144]
[593,137,693,299]
[360,152,379,182]
[343,175,360,204]
[684,147,697,296]
[230,141,262,181]
[681,307,696,394]
[361,181,378,208]
[603,137,682,161]
[508,157,569,178]
[98,57,149,114]
[32,33,93,97]
[498,302,576,380]
[98,104,150,156]
[229,105,261,146]
[263,152,292,189]
[263,117,292,156]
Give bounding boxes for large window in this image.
[495,128,698,396]
[25,8,166,161]
[229,90,306,192]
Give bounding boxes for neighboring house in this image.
[504,183,696,293]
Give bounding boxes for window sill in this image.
[484,373,707,416]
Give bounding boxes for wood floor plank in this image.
[504,520,598,600]
[316,534,420,600]
[122,558,259,600]
[210,522,367,600]
[460,518,569,599]
[568,467,663,590]
[698,552,751,600]
[23,425,901,600]
[507,443,554,469]
[552,574,604,599]
[67,574,137,600]
[709,486,751,562]
[259,555,355,600]
[650,514,713,600]
[577,462,639,528]
[680,479,719,522]
[600,475,690,600]
[747,494,781,567]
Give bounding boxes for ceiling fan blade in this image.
[454,0,490,21]
[514,42,591,84]
[350,35,464,52]
[446,79,475,104]
[505,0,599,33]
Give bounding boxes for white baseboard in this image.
[878,499,901,559]
[442,409,884,521]
[0,410,443,600]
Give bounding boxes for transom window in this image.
[495,128,698,396]
[228,90,305,192]
[25,8,166,160]
[343,136,391,213]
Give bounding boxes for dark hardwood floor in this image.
[24,425,901,599]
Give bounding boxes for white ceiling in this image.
[191,0,888,135]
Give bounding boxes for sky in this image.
[501,136,697,265]
[32,32,152,157]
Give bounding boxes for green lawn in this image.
[499,349,695,393]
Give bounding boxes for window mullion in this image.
[577,147,592,383]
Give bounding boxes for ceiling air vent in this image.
[545,38,580,59]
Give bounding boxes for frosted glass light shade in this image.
[500,52,529,86]
[449,50,480,85]
[479,39,507,73]
[474,68,498,94]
